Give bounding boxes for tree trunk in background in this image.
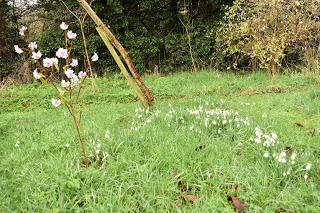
[0,37,6,58]
[76,0,155,107]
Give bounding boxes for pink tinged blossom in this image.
[32,51,42,60]
[71,59,78,67]
[78,71,87,79]
[61,80,70,88]
[56,48,68,59]
[19,26,28,36]
[67,31,77,39]
[43,57,59,68]
[65,69,74,78]
[14,45,23,54]
[43,58,53,68]
[33,69,41,79]
[51,98,61,107]
[28,42,37,51]
[51,57,59,65]
[60,22,69,30]
[91,52,98,62]
[71,74,79,85]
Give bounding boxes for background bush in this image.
[215,0,320,75]
[2,0,320,79]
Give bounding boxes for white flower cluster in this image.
[130,107,161,131]
[240,102,256,106]
[131,103,250,137]
[249,127,315,179]
[250,127,279,147]
[200,108,250,131]
[130,103,317,180]
[88,138,108,168]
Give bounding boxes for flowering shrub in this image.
[14,23,99,167]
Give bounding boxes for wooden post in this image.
[96,26,149,108]
[76,0,155,107]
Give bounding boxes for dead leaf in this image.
[276,208,294,213]
[171,171,179,178]
[267,85,282,93]
[228,196,245,213]
[285,146,294,155]
[21,100,29,107]
[175,202,182,207]
[308,128,316,136]
[195,144,207,151]
[182,194,197,203]
[294,122,304,127]
[231,184,240,191]
[171,171,187,192]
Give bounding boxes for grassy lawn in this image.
[0,71,319,212]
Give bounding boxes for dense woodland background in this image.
[0,0,319,81]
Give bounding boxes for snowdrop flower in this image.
[56,48,68,59]
[32,51,42,60]
[263,152,270,158]
[78,71,87,79]
[28,42,37,51]
[306,163,312,171]
[271,133,277,140]
[19,26,28,36]
[51,98,61,107]
[14,45,23,54]
[65,69,74,78]
[33,69,41,79]
[60,22,68,30]
[105,130,111,139]
[254,137,261,144]
[67,30,77,39]
[275,151,287,163]
[71,59,78,67]
[15,140,20,148]
[304,174,308,179]
[255,127,262,136]
[283,170,291,176]
[61,80,70,88]
[91,52,98,62]
[290,152,297,160]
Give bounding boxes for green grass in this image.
[0,70,319,212]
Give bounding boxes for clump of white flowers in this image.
[131,102,250,137]
[130,101,316,180]
[88,138,108,168]
[249,127,314,179]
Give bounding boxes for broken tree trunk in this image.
[96,26,149,108]
[76,0,155,107]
